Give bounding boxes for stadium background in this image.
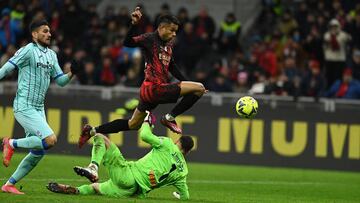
[0,0,359,202]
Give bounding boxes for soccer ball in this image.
[235,96,258,119]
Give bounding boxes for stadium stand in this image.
[0,0,359,99]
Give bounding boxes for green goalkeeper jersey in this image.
[131,124,189,200]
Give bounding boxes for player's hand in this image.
[63,62,72,72]
[172,191,180,199]
[131,7,142,25]
[70,60,80,74]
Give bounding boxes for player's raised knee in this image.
[195,82,206,96]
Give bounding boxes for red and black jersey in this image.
[124,25,187,84]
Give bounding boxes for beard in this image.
[37,38,51,47]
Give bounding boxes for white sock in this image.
[165,114,175,121]
[90,127,96,136]
[9,139,15,149]
[88,163,98,172]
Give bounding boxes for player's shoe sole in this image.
[47,182,78,194]
[1,184,24,195]
[73,166,99,183]
[78,124,93,148]
[160,116,182,134]
[2,138,14,167]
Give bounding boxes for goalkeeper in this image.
[47,112,193,200]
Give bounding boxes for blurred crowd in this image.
[0,0,360,99]
[248,0,360,99]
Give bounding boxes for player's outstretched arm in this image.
[131,7,142,25]
[123,7,144,47]
[139,112,163,147]
[0,62,16,80]
[173,179,190,200]
[139,123,162,147]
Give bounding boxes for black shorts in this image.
[138,82,181,112]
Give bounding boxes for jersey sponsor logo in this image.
[159,46,172,66]
[36,62,53,69]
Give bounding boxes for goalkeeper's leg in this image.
[77,183,99,195]
[47,182,100,195]
[75,134,111,182]
[47,182,80,194]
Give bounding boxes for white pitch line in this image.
[0,178,88,183]
[0,178,330,185]
[188,180,328,185]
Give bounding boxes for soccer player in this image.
[0,19,79,194]
[78,7,207,148]
[47,112,193,200]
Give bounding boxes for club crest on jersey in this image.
[14,50,21,56]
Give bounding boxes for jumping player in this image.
[78,7,206,148]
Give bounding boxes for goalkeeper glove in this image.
[172,192,180,199]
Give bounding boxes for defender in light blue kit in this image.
[0,19,79,194]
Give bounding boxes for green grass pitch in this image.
[0,153,359,203]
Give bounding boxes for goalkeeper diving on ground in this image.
[47,112,194,200]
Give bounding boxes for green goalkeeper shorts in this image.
[99,143,138,197]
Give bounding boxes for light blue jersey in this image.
[8,42,65,111]
[0,23,73,189]
[0,42,71,138]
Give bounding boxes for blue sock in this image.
[9,150,44,184]
[13,136,44,149]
